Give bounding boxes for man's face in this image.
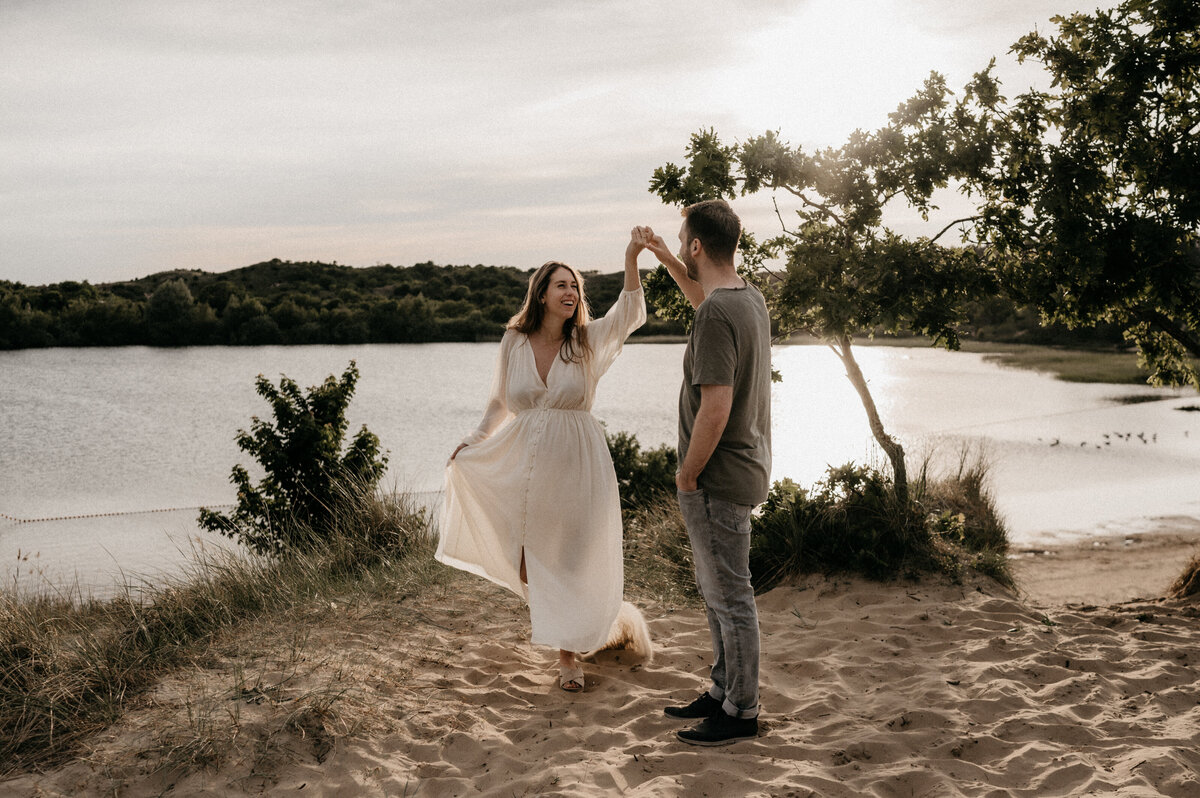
[677,221,698,281]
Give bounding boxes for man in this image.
[643,199,772,746]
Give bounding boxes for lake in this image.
[2,343,1198,594]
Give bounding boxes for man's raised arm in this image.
[644,229,705,309]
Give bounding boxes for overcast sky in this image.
[1,0,1110,286]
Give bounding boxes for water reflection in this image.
[2,343,1197,593]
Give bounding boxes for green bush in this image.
[605,429,677,514]
[749,460,1012,591]
[913,451,1009,558]
[199,361,388,555]
[750,465,931,589]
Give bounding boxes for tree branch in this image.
[782,186,847,228]
[1133,307,1200,359]
[772,195,796,236]
[930,216,981,244]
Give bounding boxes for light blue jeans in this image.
[678,487,760,719]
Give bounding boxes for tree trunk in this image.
[831,334,908,506]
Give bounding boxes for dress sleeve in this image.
[461,330,517,445]
[587,285,647,376]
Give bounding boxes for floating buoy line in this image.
[0,505,235,525]
[0,491,444,526]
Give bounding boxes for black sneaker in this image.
[664,692,722,719]
[676,712,759,746]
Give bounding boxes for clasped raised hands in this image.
[628,225,671,261]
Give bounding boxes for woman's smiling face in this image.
[541,266,579,325]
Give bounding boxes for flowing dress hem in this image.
[531,604,621,653]
[433,551,524,600]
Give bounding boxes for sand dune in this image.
[6,542,1200,797]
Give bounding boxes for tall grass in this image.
[0,487,435,775]
[1169,551,1200,599]
[911,445,1011,584]
[622,495,701,607]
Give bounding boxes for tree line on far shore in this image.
[0,258,1124,350]
[0,259,682,349]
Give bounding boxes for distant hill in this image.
[0,260,683,349]
[0,259,1123,350]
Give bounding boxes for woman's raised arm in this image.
[624,227,650,291]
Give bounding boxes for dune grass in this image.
[623,496,702,608]
[912,447,1012,584]
[1169,551,1200,599]
[0,489,436,776]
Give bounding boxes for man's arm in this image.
[677,383,733,491]
[645,232,705,309]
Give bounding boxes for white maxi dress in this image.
[437,286,646,653]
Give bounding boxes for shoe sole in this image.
[675,731,757,746]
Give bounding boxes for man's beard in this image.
[680,249,698,281]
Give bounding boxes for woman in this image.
[437,229,652,692]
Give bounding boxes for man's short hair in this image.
[682,199,741,263]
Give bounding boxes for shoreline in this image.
[1011,515,1200,606]
[6,512,1199,605]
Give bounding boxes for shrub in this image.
[605,429,677,514]
[749,459,1012,592]
[912,447,1010,578]
[750,465,932,589]
[199,361,388,555]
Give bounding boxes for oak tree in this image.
[649,94,992,503]
[965,0,1199,387]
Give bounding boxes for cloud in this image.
[0,0,1114,285]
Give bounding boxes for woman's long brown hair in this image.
[507,261,592,363]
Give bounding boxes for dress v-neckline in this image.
[529,336,556,388]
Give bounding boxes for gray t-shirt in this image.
[678,282,772,506]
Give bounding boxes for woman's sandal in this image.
[559,664,585,693]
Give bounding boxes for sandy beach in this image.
[5,519,1200,797]
[1011,516,1200,611]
